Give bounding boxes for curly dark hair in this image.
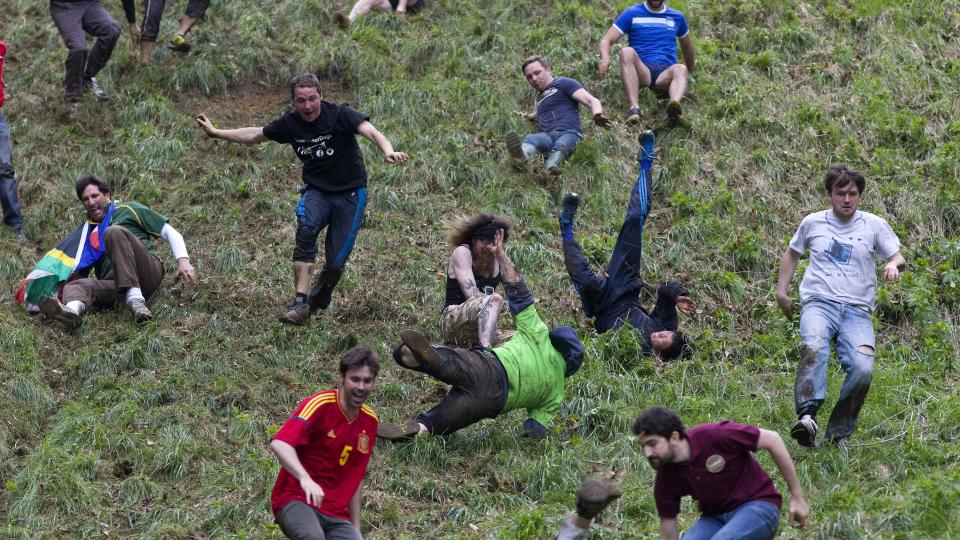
[632,406,687,439]
[74,174,112,200]
[445,213,512,247]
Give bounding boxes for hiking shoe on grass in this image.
[666,100,682,121]
[279,297,311,326]
[83,77,110,102]
[39,296,82,331]
[559,192,580,228]
[790,414,818,448]
[626,107,641,124]
[399,329,440,369]
[575,478,623,519]
[377,419,422,441]
[169,33,192,53]
[506,132,527,170]
[333,11,350,28]
[638,129,655,165]
[128,298,153,325]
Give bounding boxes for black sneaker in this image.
[790,414,818,448]
[83,77,110,102]
[626,107,641,124]
[559,192,580,229]
[279,297,311,326]
[39,296,82,331]
[377,419,422,441]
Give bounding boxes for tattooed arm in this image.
[493,229,533,314]
[449,245,482,299]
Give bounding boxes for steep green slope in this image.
[1,0,958,537]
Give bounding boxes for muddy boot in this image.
[377,419,422,442]
[575,477,622,519]
[399,329,441,370]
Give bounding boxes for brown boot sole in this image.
[377,419,422,441]
[39,297,82,331]
[399,329,440,369]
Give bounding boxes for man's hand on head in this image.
[676,295,695,315]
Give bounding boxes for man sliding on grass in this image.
[378,228,585,442]
[559,130,694,359]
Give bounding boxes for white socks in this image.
[126,287,145,303]
[65,300,86,315]
[556,516,590,540]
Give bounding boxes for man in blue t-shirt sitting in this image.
[506,55,610,176]
[598,0,695,123]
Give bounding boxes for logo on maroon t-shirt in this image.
[705,454,725,473]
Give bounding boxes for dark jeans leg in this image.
[603,163,652,301]
[50,1,88,100]
[80,1,121,79]
[415,349,507,435]
[293,187,332,263]
[562,237,607,318]
[103,225,164,298]
[324,187,366,270]
[140,0,167,42]
[0,112,23,230]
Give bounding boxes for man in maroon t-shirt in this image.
[637,406,808,540]
[269,346,380,540]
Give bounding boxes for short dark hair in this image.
[339,346,381,377]
[289,73,323,101]
[824,164,865,195]
[632,405,687,439]
[75,175,112,200]
[521,55,549,74]
[661,331,694,360]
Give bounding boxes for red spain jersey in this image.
[270,389,378,520]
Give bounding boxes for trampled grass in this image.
[1,0,958,537]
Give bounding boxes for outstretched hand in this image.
[676,295,695,315]
[194,114,216,137]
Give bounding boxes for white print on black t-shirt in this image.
[295,134,335,160]
[536,87,560,110]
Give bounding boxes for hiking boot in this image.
[505,132,527,170]
[559,192,580,228]
[333,11,350,28]
[790,414,818,448]
[15,230,27,243]
[377,419,422,441]
[626,107,641,124]
[666,100,682,121]
[399,329,441,369]
[39,296,82,331]
[638,129,655,165]
[83,77,110,102]
[279,297,311,326]
[169,33,192,53]
[128,298,153,325]
[575,478,623,519]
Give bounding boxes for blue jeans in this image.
[682,500,781,540]
[522,130,582,157]
[796,297,875,440]
[0,112,23,231]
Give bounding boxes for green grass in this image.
[1,0,959,537]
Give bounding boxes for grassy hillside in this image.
[1,0,958,537]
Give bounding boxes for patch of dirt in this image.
[181,78,353,126]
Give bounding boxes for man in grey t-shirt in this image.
[775,165,905,449]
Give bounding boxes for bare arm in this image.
[882,251,906,282]
[775,248,801,319]
[757,429,809,528]
[356,121,409,164]
[348,483,362,530]
[449,245,482,299]
[493,229,521,284]
[571,88,610,128]
[598,26,623,74]
[659,518,679,540]
[679,35,696,74]
[194,114,268,144]
[269,439,325,507]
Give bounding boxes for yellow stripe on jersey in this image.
[298,393,337,420]
[360,404,378,421]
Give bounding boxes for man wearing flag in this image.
[18,175,198,329]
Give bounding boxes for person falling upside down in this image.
[378,228,585,442]
[559,130,694,359]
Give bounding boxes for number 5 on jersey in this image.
[339,445,353,466]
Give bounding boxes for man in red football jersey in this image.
[269,346,380,539]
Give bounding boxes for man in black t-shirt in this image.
[195,73,408,325]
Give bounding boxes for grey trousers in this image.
[62,225,164,307]
[50,0,121,100]
[140,0,210,41]
[277,501,361,540]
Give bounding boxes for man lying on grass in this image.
[559,130,694,359]
[557,406,810,540]
[377,228,585,442]
[19,175,198,329]
[269,346,380,540]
